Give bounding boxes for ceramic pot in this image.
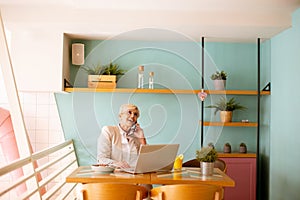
[223,143,231,153]
[220,111,232,122]
[213,80,226,90]
[200,162,214,176]
[239,145,247,153]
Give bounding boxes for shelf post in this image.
[201,37,205,147]
[256,37,261,200]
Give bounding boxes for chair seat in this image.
[81,183,148,200]
[151,184,220,200]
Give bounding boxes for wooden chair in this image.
[182,158,227,200]
[182,158,200,168]
[151,184,220,200]
[182,158,227,173]
[214,159,227,173]
[80,183,148,200]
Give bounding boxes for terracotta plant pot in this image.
[220,111,232,122]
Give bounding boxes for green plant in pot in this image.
[102,62,126,80]
[82,63,105,75]
[82,61,126,89]
[239,142,247,153]
[206,97,247,122]
[223,142,231,153]
[196,146,218,176]
[210,70,227,90]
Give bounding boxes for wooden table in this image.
[66,166,152,184]
[151,167,235,187]
[66,166,235,187]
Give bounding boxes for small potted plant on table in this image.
[206,97,247,122]
[196,146,218,176]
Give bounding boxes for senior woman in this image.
[97,103,147,168]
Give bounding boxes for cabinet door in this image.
[222,157,256,200]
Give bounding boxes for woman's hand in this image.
[133,123,147,145]
[112,160,131,168]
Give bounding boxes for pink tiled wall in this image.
[0,90,65,161]
[20,91,65,150]
[0,90,66,199]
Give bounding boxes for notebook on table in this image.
[122,144,180,174]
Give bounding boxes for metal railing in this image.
[0,140,79,200]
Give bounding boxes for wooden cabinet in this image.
[221,156,256,200]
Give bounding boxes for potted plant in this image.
[196,146,218,176]
[206,97,247,122]
[239,142,247,153]
[102,62,126,80]
[223,142,231,153]
[82,61,126,89]
[210,70,227,90]
[207,142,215,149]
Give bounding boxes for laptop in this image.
[122,144,179,174]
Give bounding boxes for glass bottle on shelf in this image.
[149,72,154,89]
[137,66,144,88]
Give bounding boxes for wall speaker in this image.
[72,43,84,65]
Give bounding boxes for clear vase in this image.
[137,66,144,88]
[149,72,154,89]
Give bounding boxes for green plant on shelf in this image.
[210,70,227,80]
[82,61,126,81]
[206,97,247,115]
[240,142,247,147]
[82,63,105,75]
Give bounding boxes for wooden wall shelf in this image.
[204,90,270,95]
[64,88,270,95]
[200,121,258,127]
[64,88,199,94]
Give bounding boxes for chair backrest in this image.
[182,158,227,173]
[151,184,220,200]
[182,159,200,167]
[81,183,147,200]
[214,159,227,173]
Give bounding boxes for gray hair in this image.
[119,104,140,117]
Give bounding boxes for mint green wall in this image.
[70,40,201,89]
[57,37,267,167]
[60,39,205,165]
[204,41,263,153]
[55,92,201,166]
[56,9,300,199]
[270,8,300,200]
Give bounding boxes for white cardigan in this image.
[97,125,145,166]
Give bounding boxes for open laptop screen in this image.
[123,144,179,174]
